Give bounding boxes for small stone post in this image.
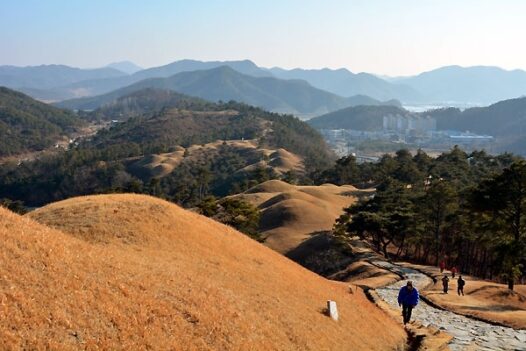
[327,300,339,321]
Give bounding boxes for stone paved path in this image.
[376,266,526,351]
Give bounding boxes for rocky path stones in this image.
[376,267,526,350]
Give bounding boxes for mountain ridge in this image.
[56,66,400,117]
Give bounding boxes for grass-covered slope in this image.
[0,194,407,350]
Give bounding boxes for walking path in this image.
[376,265,526,351]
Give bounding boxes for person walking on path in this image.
[398,281,419,325]
[442,275,450,294]
[450,266,457,278]
[457,275,465,296]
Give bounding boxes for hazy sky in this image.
[1,0,525,75]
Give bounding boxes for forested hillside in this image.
[0,98,332,207]
[308,105,411,130]
[0,87,84,157]
[86,88,211,121]
[317,147,525,290]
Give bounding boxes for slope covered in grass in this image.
[0,194,409,350]
[232,180,366,255]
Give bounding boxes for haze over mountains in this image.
[394,65,526,105]
[106,60,143,74]
[3,59,526,116]
[56,66,399,117]
[268,67,419,102]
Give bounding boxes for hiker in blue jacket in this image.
[397,280,419,324]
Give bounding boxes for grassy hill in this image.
[0,87,84,157]
[0,194,407,350]
[57,66,399,118]
[87,100,332,169]
[231,180,363,255]
[308,105,411,131]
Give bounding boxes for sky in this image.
[1,0,526,76]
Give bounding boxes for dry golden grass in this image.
[0,194,406,350]
[426,277,526,329]
[128,140,304,179]
[129,147,186,178]
[233,180,364,254]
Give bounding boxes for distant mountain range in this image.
[394,65,526,105]
[56,66,400,117]
[0,64,125,92]
[268,67,419,102]
[3,60,526,109]
[106,61,143,74]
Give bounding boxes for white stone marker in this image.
[327,300,339,321]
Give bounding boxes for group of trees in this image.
[197,196,261,240]
[332,147,525,289]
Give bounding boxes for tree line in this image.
[329,147,525,290]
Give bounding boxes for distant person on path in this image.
[457,276,465,296]
[439,260,446,273]
[451,266,457,278]
[398,281,419,325]
[442,275,450,293]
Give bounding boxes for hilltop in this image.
[0,194,406,350]
[86,88,211,121]
[106,61,143,74]
[0,87,84,157]
[85,100,332,169]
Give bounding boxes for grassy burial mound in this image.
[127,140,305,180]
[232,180,366,255]
[0,194,406,350]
